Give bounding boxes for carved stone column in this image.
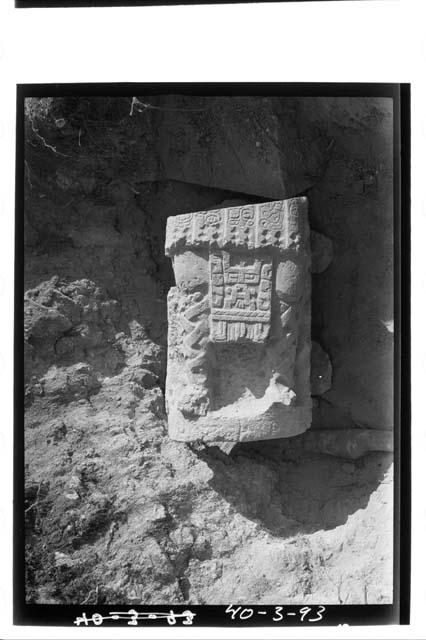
[165,197,311,444]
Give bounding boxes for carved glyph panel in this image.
[165,199,307,256]
[209,251,272,343]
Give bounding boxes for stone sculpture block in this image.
[165,198,312,443]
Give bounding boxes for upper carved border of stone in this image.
[165,197,309,256]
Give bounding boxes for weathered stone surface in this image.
[155,96,331,199]
[209,441,236,455]
[311,230,334,274]
[311,341,333,396]
[307,97,394,429]
[165,198,312,443]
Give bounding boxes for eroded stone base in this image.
[168,404,312,443]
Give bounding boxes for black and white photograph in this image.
[0,0,424,633]
[12,84,408,628]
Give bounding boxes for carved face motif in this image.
[205,210,221,226]
[209,251,272,343]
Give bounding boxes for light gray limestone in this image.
[165,198,312,443]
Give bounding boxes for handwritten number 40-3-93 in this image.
[225,605,326,623]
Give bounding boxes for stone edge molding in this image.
[165,198,308,258]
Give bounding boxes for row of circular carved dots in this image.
[169,206,288,248]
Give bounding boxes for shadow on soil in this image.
[195,441,392,537]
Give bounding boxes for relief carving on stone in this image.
[165,197,312,444]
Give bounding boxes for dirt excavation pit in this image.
[23,95,394,605]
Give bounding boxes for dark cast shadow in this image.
[194,439,393,537]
